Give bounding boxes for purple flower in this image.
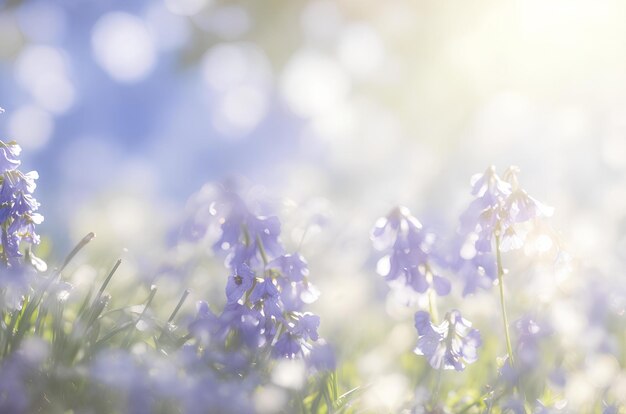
[272,313,321,359]
[459,166,552,256]
[218,302,265,348]
[209,192,284,268]
[0,261,37,310]
[0,141,21,174]
[414,310,481,371]
[400,266,451,296]
[188,301,221,345]
[454,165,555,296]
[250,279,283,320]
[267,253,309,282]
[183,188,327,365]
[470,165,511,203]
[447,235,497,296]
[225,264,255,304]
[243,215,283,259]
[504,189,554,224]
[371,206,450,296]
[278,279,320,312]
[273,333,308,359]
[291,313,320,341]
[308,342,336,371]
[0,142,43,266]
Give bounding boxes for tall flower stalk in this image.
[184,188,332,371]
[495,233,514,366]
[0,140,43,266]
[459,166,553,367]
[371,205,481,413]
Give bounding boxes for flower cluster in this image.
[460,165,553,254]
[371,206,451,296]
[455,165,553,295]
[371,206,479,372]
[187,189,329,369]
[414,310,481,371]
[0,140,43,265]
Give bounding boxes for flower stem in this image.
[256,235,269,266]
[428,289,438,324]
[430,366,443,407]
[495,233,514,367]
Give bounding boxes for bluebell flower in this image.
[267,253,309,282]
[371,206,451,296]
[403,266,451,296]
[273,333,307,359]
[218,302,265,348]
[0,140,21,174]
[249,278,284,320]
[225,264,255,304]
[273,312,320,359]
[414,310,481,371]
[453,167,555,297]
[503,167,554,222]
[307,342,336,371]
[278,278,320,312]
[225,214,284,268]
[457,253,497,296]
[459,166,552,256]
[188,301,221,346]
[0,260,37,310]
[291,313,320,341]
[184,187,329,369]
[459,167,510,254]
[0,141,43,265]
[268,253,319,313]
[209,192,284,268]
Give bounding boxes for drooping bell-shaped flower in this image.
[460,165,553,256]
[413,310,481,371]
[0,140,44,266]
[454,166,554,295]
[371,206,451,296]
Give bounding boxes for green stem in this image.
[157,289,190,347]
[428,289,438,324]
[58,232,96,274]
[495,234,514,367]
[256,235,269,266]
[122,286,157,348]
[430,367,443,407]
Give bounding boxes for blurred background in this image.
[1,0,626,253]
[2,0,626,410]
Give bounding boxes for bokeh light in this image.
[1,0,626,412]
[91,12,156,83]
